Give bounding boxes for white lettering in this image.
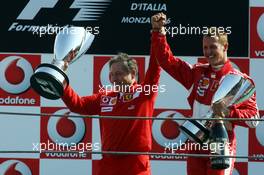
[8,22,100,36]
[45,152,79,158]
[159,85,166,93]
[252,154,264,161]
[255,51,264,57]
[150,154,186,160]
[121,17,151,24]
[32,143,39,151]
[93,143,100,151]
[8,22,18,31]
[130,3,167,11]
[16,25,23,31]
[0,96,36,105]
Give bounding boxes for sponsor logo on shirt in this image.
[101,106,113,112]
[127,105,135,110]
[100,96,117,106]
[122,92,140,102]
[123,93,133,102]
[197,77,210,96]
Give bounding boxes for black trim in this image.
[179,125,203,144]
[36,63,69,84]
[30,65,68,100]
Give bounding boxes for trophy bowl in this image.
[30,26,94,100]
[179,73,256,143]
[179,119,211,144]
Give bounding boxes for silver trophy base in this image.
[30,63,69,100]
[211,157,230,169]
[179,120,210,144]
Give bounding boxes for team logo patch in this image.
[100,96,117,106]
[199,77,210,88]
[123,93,134,102]
[197,77,210,96]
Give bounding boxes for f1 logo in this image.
[17,0,111,21]
[17,0,58,20]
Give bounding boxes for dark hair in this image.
[109,52,138,75]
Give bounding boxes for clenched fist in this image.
[151,12,167,35]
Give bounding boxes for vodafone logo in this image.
[255,115,264,146]
[0,56,33,94]
[47,109,86,145]
[251,9,264,58]
[100,60,111,87]
[152,111,187,148]
[0,160,31,175]
[257,13,264,42]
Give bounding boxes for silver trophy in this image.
[30,26,95,99]
[179,73,256,144]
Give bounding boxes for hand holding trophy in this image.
[30,26,94,99]
[179,73,256,144]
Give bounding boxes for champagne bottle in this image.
[209,120,230,169]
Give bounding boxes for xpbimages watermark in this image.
[99,82,166,95]
[164,140,231,154]
[8,23,100,37]
[32,140,100,153]
[164,25,232,37]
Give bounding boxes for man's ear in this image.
[131,70,137,81]
[223,43,229,52]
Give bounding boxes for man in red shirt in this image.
[150,13,259,175]
[62,40,161,174]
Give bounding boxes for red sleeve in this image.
[61,85,101,115]
[151,32,194,90]
[142,33,161,86]
[229,92,259,128]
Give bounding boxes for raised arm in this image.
[142,33,162,86]
[151,13,194,90]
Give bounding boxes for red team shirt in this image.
[62,35,161,175]
[152,32,259,175]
